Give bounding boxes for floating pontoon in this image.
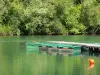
[26,41,100,56]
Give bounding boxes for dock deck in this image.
[48,41,100,47]
[26,41,100,56]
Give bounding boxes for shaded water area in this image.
[0,35,100,75]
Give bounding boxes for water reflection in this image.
[0,48,99,75]
[81,46,100,57]
[1,36,100,75]
[88,64,94,70]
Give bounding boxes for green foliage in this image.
[0,0,99,35]
[82,0,100,34]
[0,25,12,36]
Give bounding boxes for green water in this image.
[0,35,100,75]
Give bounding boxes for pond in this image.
[0,35,100,75]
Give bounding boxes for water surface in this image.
[0,35,100,75]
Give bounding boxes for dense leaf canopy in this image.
[0,0,100,35]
